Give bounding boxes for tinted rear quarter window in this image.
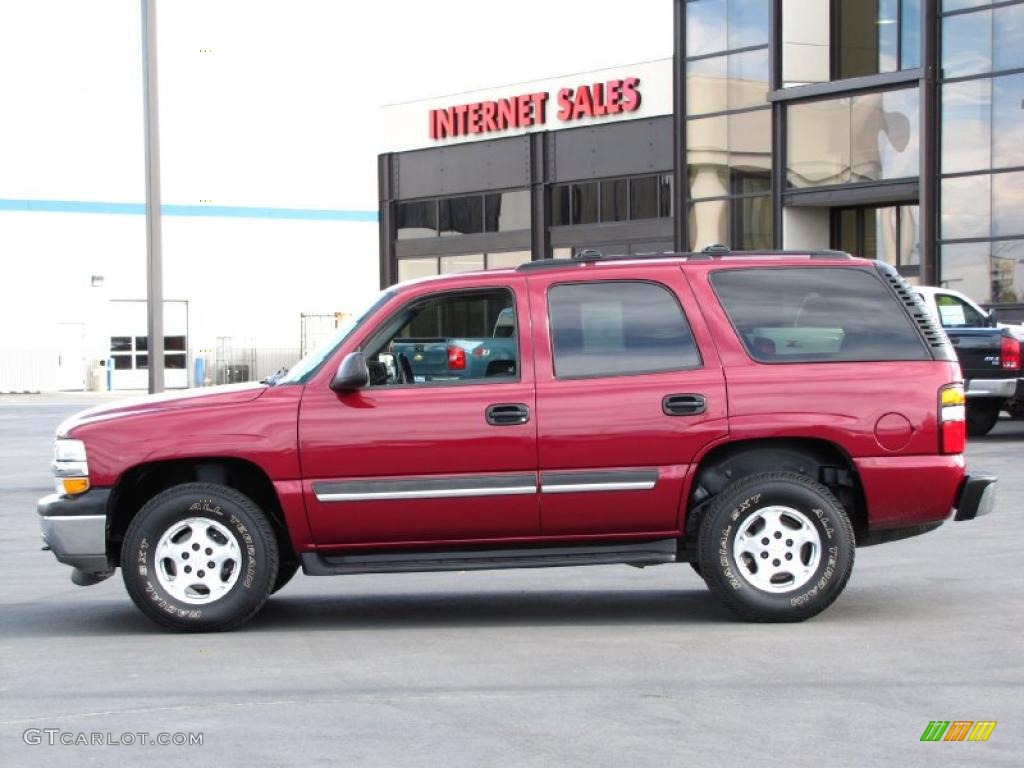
[548,281,701,378]
[711,267,928,362]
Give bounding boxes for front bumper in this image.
[954,473,997,521]
[37,489,112,572]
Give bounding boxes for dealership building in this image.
[379,0,1024,321]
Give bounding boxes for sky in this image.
[0,0,672,213]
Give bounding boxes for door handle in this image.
[486,403,530,426]
[663,393,706,416]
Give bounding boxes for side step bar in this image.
[301,538,677,576]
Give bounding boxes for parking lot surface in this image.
[1,397,1021,767]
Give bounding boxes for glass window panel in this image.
[942,10,992,78]
[440,254,485,274]
[397,257,438,282]
[728,108,771,179]
[787,98,852,187]
[688,115,729,197]
[164,336,186,351]
[728,49,770,111]
[600,179,628,222]
[484,190,530,232]
[993,73,1024,169]
[686,0,727,57]
[134,336,148,352]
[659,174,674,217]
[868,206,901,265]
[994,3,1024,72]
[993,171,1024,238]
[940,242,992,303]
[165,354,187,370]
[941,174,991,239]
[851,88,919,182]
[729,0,770,49]
[782,0,831,87]
[687,55,728,116]
[630,176,659,220]
[439,195,483,236]
[837,0,899,78]
[689,199,729,250]
[135,354,148,369]
[110,336,131,352]
[710,267,929,362]
[551,184,571,226]
[837,209,858,254]
[112,355,132,370]
[548,282,701,379]
[396,200,437,240]
[992,239,1024,303]
[901,0,921,69]
[900,205,921,265]
[572,183,599,225]
[734,195,773,249]
[942,0,987,10]
[486,251,531,270]
[942,79,992,174]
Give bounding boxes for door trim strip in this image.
[313,473,537,503]
[539,469,659,494]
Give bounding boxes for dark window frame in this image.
[546,279,704,381]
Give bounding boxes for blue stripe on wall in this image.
[0,198,378,222]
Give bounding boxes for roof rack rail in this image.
[516,248,854,272]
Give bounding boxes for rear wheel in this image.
[697,471,855,622]
[121,482,278,632]
[966,399,1001,436]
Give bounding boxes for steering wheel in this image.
[396,352,414,385]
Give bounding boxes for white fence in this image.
[0,348,57,393]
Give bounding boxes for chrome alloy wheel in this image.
[154,517,241,604]
[732,506,822,593]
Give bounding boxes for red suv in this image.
[38,250,997,631]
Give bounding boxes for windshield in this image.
[277,289,396,384]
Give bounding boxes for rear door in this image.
[527,266,729,536]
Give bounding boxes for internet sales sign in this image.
[428,77,642,140]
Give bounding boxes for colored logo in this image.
[920,721,997,742]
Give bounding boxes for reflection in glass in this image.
[687,55,728,116]
[837,0,899,78]
[851,88,919,182]
[396,200,437,240]
[440,254,485,274]
[397,257,438,282]
[659,174,674,218]
[901,205,921,265]
[941,175,991,240]
[942,80,991,174]
[601,179,628,222]
[781,0,831,87]
[728,109,771,178]
[735,196,772,249]
[688,115,729,198]
[551,185,571,226]
[689,199,729,250]
[787,98,852,187]
[728,48,770,111]
[728,0,770,49]
[440,196,483,236]
[993,74,1024,169]
[484,190,530,232]
[572,183,599,225]
[994,3,1024,72]
[941,242,992,303]
[992,239,1024,303]
[993,171,1024,238]
[630,176,659,220]
[901,0,921,69]
[942,10,992,78]
[686,0,727,57]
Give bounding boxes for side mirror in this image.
[330,352,369,393]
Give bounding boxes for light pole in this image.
[141,0,164,393]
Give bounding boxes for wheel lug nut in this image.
[786,539,793,547]
[774,532,782,539]
[197,570,205,578]
[761,537,769,545]
[207,561,215,568]
[785,553,793,560]
[773,559,780,567]
[192,543,200,551]
[205,548,213,555]
[182,552,189,559]
[760,552,768,559]
[184,565,192,573]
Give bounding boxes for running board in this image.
[300,538,677,576]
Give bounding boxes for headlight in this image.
[52,439,90,495]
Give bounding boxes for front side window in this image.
[548,282,701,379]
[933,293,986,328]
[711,267,929,362]
[364,289,518,386]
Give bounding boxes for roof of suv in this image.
[515,246,855,273]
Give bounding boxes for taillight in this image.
[447,345,466,370]
[939,383,966,454]
[1001,335,1021,371]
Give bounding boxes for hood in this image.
[57,382,270,437]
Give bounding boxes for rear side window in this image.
[548,281,701,378]
[711,267,928,363]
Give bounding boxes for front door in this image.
[527,267,729,536]
[56,322,86,391]
[299,280,539,547]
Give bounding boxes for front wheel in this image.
[697,471,855,622]
[121,482,279,632]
